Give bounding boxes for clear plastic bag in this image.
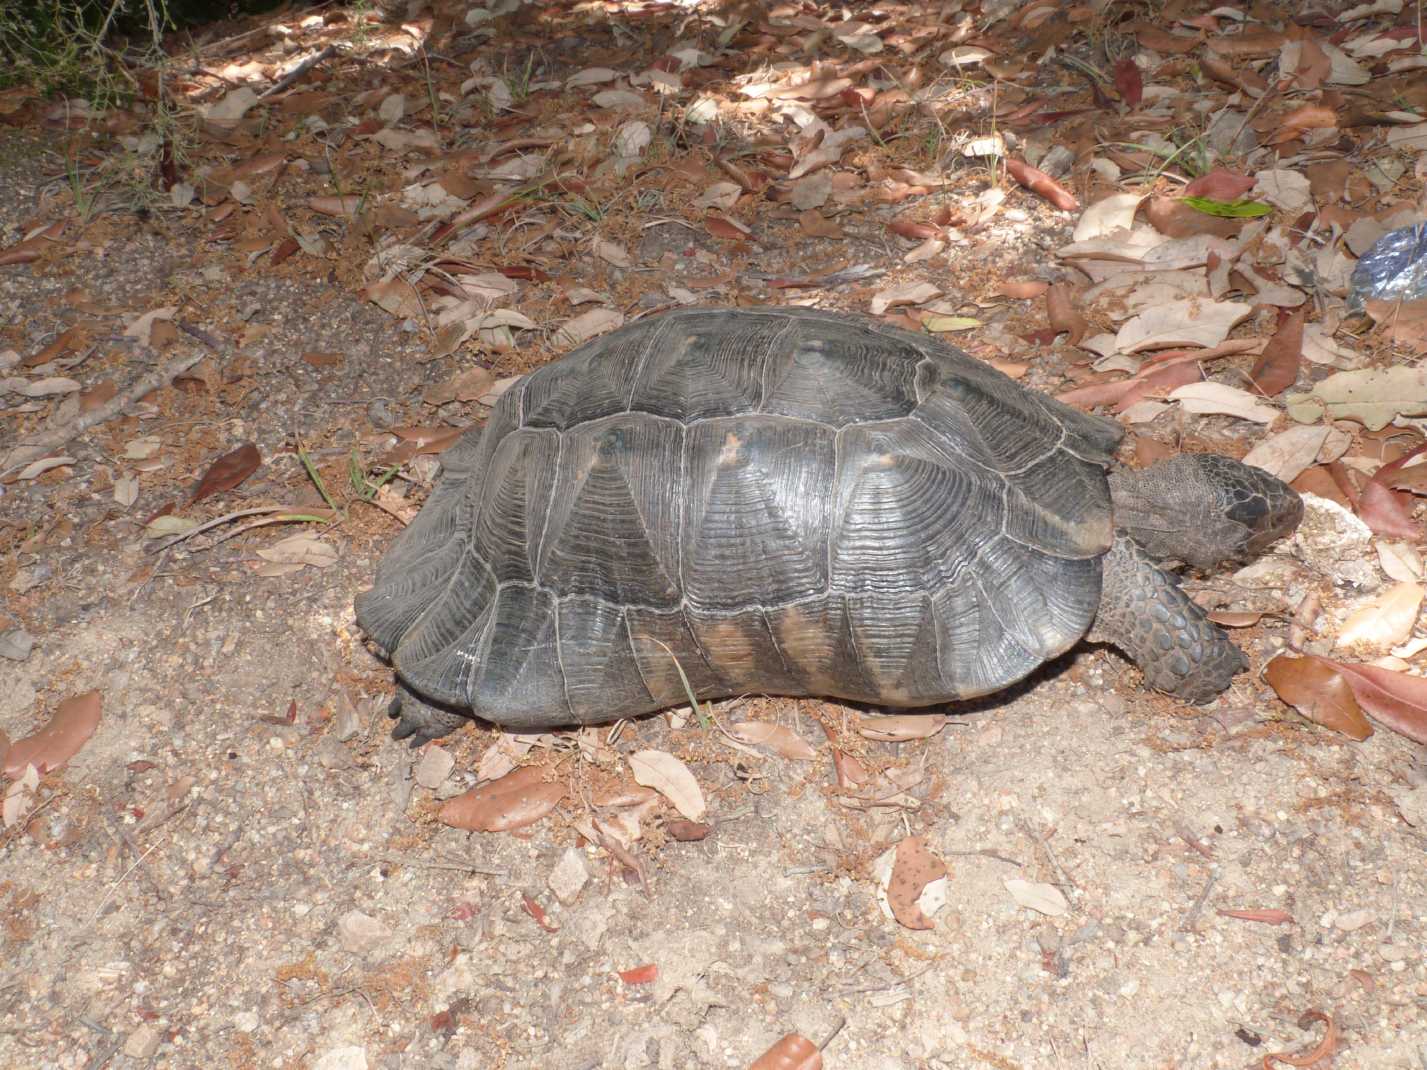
[1347,222,1427,313]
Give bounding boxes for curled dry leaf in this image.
[664,818,711,841]
[1337,582,1423,650]
[191,442,261,504]
[1045,283,1089,345]
[1003,157,1079,211]
[997,279,1049,299]
[556,308,624,347]
[1264,655,1371,740]
[629,749,706,821]
[886,836,948,930]
[617,963,658,985]
[1261,1010,1339,1070]
[3,690,103,777]
[726,722,816,760]
[438,764,566,833]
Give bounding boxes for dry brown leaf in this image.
[726,722,816,760]
[191,442,260,504]
[1182,170,1256,201]
[1003,157,1079,211]
[1265,655,1371,739]
[749,1033,822,1070]
[997,279,1049,299]
[1249,307,1306,396]
[1325,658,1427,744]
[629,749,706,821]
[1218,908,1294,925]
[856,714,948,741]
[2,691,103,777]
[1262,1010,1339,1070]
[887,836,947,930]
[1046,283,1089,345]
[1338,582,1423,649]
[438,765,565,832]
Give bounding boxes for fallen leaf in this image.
[726,722,816,760]
[255,532,338,571]
[1004,157,1079,211]
[2,691,103,777]
[1325,657,1427,743]
[1287,366,1427,430]
[1242,425,1331,483]
[1046,283,1089,345]
[191,442,260,504]
[1072,192,1144,241]
[1268,653,1374,737]
[1169,382,1279,424]
[629,749,706,821]
[438,765,566,832]
[856,714,948,741]
[1117,299,1252,352]
[1262,1011,1339,1070]
[870,281,940,316]
[556,308,624,347]
[1337,582,1423,650]
[1003,877,1069,916]
[749,1033,823,1070]
[1113,57,1142,108]
[886,836,947,930]
[617,963,658,985]
[1218,908,1294,925]
[1249,308,1306,396]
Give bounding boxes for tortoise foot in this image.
[388,686,469,747]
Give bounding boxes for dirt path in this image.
[3,2,1427,1068]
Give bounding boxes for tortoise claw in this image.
[387,687,468,747]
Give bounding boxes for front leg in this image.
[1090,532,1246,703]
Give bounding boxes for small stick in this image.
[1,351,203,473]
[257,45,338,101]
[1181,871,1218,933]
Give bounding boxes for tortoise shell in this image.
[356,306,1125,729]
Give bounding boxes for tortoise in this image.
[356,306,1302,745]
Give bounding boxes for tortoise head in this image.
[1109,454,1303,571]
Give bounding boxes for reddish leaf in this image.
[1145,197,1243,239]
[997,280,1049,299]
[887,836,947,930]
[1003,157,1079,211]
[1357,444,1427,539]
[1113,58,1143,108]
[887,218,938,241]
[1264,656,1371,740]
[1045,283,1088,346]
[1262,1010,1339,1070]
[617,963,658,985]
[1270,104,1338,145]
[665,819,711,841]
[1249,307,1305,396]
[1182,169,1256,201]
[704,214,752,241]
[1135,27,1202,53]
[521,893,559,933]
[3,691,103,777]
[191,442,260,504]
[438,765,566,832]
[749,1034,822,1070]
[1322,658,1427,744]
[1218,908,1295,925]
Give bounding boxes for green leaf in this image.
[1182,196,1273,218]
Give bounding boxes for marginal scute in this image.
[356,306,1125,728]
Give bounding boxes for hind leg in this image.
[387,684,469,747]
